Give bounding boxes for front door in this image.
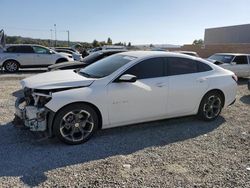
[32,46,54,66]
[107,57,168,127]
[221,55,250,77]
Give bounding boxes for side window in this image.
[233,56,248,65]
[248,56,250,64]
[124,57,164,79]
[6,46,17,53]
[166,57,198,76]
[15,46,34,53]
[197,62,213,72]
[33,46,49,54]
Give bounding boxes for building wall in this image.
[167,44,250,58]
[205,24,250,45]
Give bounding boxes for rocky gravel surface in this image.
[0,74,249,188]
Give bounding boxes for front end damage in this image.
[14,88,53,132]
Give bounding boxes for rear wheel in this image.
[4,60,19,73]
[53,103,99,145]
[198,91,223,121]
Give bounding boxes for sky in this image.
[0,0,250,45]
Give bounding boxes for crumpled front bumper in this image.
[14,97,48,131]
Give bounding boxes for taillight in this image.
[232,74,238,82]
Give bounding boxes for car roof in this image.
[213,53,250,56]
[119,50,196,59]
[6,44,48,48]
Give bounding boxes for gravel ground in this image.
[0,74,249,188]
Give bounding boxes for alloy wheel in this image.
[203,95,222,119]
[59,110,94,142]
[5,61,18,72]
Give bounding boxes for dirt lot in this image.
[0,73,249,188]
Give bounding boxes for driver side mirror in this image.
[49,50,54,54]
[118,74,137,83]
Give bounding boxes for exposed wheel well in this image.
[56,58,68,64]
[49,102,103,135]
[202,89,225,108]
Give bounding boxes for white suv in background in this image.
[0,44,73,72]
[208,53,250,78]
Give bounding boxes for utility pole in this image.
[50,29,53,47]
[67,30,70,47]
[54,24,57,47]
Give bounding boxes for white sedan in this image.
[14,51,238,144]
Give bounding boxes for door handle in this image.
[156,82,165,87]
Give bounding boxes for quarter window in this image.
[6,46,17,53]
[124,57,165,79]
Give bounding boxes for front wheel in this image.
[198,91,223,121]
[53,104,99,145]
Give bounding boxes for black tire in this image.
[56,58,68,64]
[4,60,19,73]
[53,103,99,145]
[198,91,223,121]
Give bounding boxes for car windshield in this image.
[79,54,136,78]
[208,54,234,64]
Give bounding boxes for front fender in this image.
[45,87,109,127]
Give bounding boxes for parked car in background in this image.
[88,45,126,53]
[0,44,73,72]
[208,53,250,77]
[47,49,127,71]
[14,51,237,145]
[54,47,83,61]
[175,51,199,57]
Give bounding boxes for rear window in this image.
[6,46,17,53]
[166,57,198,76]
[10,46,34,53]
[165,57,212,76]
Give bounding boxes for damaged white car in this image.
[14,51,237,145]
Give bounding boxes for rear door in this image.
[14,46,35,66]
[165,57,210,116]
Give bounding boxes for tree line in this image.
[5,35,132,49]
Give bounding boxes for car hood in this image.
[48,61,86,69]
[21,70,96,90]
